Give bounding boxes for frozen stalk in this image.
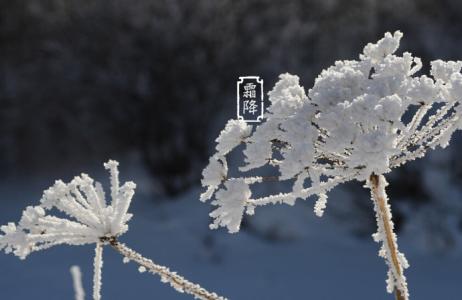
[201,31,462,299]
[93,243,103,300]
[368,174,408,300]
[0,160,226,300]
[70,265,85,300]
[105,237,227,300]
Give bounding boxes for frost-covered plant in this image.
[70,265,85,300]
[0,160,226,300]
[201,31,462,300]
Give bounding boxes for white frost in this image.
[209,180,251,233]
[201,31,462,230]
[70,265,85,300]
[201,31,462,300]
[0,160,135,259]
[215,119,252,156]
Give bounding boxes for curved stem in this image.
[107,238,227,300]
[368,174,408,300]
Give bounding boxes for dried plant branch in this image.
[106,237,227,300]
[93,242,104,300]
[70,265,85,300]
[396,103,431,148]
[199,31,461,299]
[368,174,409,300]
[0,161,228,300]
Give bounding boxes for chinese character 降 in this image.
[243,99,258,115]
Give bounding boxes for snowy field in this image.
[0,164,460,300]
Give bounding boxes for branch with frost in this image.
[93,242,103,300]
[70,266,85,300]
[0,160,226,300]
[367,174,409,300]
[201,31,462,299]
[107,237,226,300]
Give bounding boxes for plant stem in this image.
[93,242,104,300]
[107,238,227,300]
[368,174,408,300]
[70,265,85,300]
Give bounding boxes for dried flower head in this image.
[0,160,135,259]
[0,160,226,300]
[201,31,462,300]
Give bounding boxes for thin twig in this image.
[397,103,431,148]
[248,171,358,206]
[70,265,85,300]
[106,238,227,300]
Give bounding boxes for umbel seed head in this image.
[201,31,462,233]
[0,160,136,259]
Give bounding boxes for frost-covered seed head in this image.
[201,31,462,233]
[0,160,136,259]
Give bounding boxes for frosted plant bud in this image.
[309,63,366,111]
[268,73,307,116]
[405,75,439,104]
[215,119,251,156]
[430,60,462,82]
[209,180,250,233]
[201,158,227,187]
[0,223,28,259]
[240,127,273,170]
[375,95,404,122]
[361,31,403,63]
[200,157,227,202]
[278,108,316,179]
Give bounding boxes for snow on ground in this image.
[0,164,460,300]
